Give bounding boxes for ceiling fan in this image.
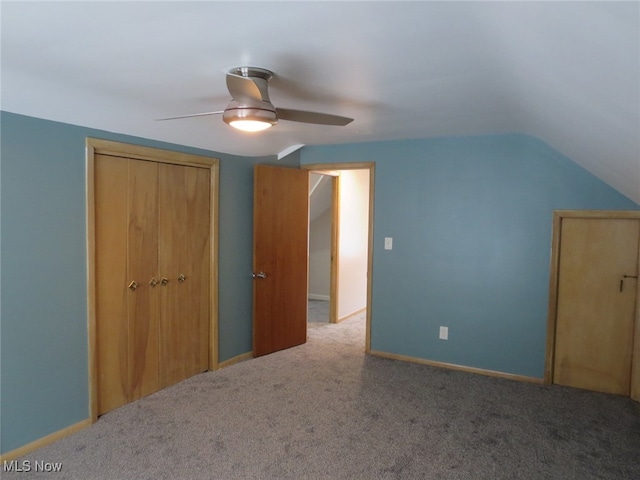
[157,66,354,132]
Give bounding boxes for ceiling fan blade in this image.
[227,73,265,103]
[155,111,224,121]
[276,108,353,126]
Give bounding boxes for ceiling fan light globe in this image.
[229,120,273,132]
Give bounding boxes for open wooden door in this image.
[253,165,309,357]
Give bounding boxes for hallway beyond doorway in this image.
[308,299,329,323]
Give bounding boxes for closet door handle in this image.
[178,274,186,283]
[149,277,158,287]
[128,281,139,291]
[620,274,638,292]
[160,277,169,286]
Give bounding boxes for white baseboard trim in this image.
[308,294,330,301]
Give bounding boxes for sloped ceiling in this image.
[1,1,638,203]
[310,173,332,222]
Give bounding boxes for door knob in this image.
[178,274,186,283]
[128,281,139,291]
[160,277,169,286]
[252,272,267,279]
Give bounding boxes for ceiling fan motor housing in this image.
[223,67,278,127]
[222,100,278,127]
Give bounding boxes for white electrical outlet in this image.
[439,326,449,340]
[384,237,393,250]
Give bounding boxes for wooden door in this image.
[553,217,640,395]
[95,154,129,414]
[126,159,160,402]
[95,156,211,414]
[95,155,159,414]
[158,163,210,388]
[90,138,218,419]
[253,165,309,357]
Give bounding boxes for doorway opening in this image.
[304,163,374,353]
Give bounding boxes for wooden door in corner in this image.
[553,217,640,396]
[253,165,309,357]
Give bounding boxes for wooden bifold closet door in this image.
[95,154,210,415]
[157,163,210,388]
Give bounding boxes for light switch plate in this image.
[384,237,393,250]
[439,326,449,340]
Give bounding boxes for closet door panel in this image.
[127,160,160,401]
[158,164,210,388]
[186,167,211,374]
[95,155,129,414]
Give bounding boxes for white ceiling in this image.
[2,1,639,203]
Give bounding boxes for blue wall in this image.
[301,135,638,378]
[0,112,296,454]
[2,113,638,455]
